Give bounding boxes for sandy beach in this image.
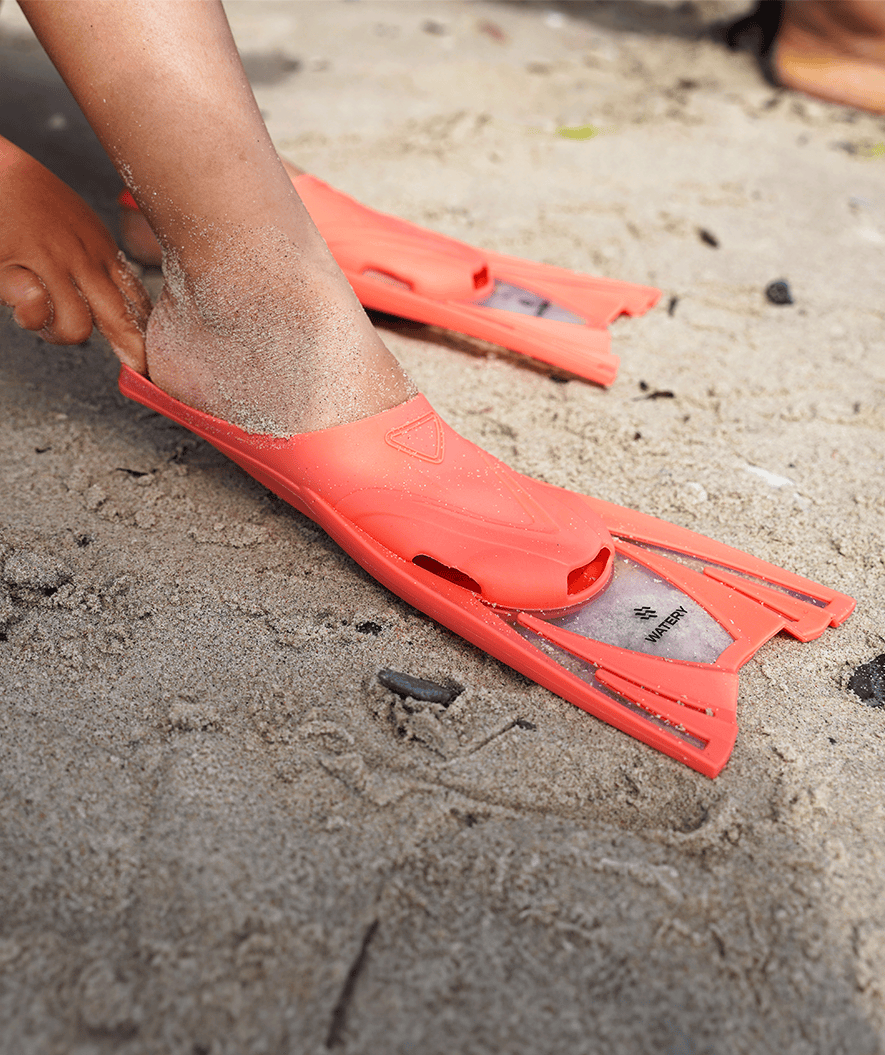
[1,1,884,1052]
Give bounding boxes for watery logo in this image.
[644,606,688,644]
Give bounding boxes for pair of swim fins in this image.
[118,178,853,777]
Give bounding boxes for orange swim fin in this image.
[119,366,853,778]
[119,176,659,385]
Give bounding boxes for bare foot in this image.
[775,0,885,113]
[120,155,414,437]
[143,215,414,437]
[0,136,151,369]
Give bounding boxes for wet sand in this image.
[1,2,884,1053]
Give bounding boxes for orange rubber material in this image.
[119,369,854,778]
[118,179,660,385]
[118,367,613,612]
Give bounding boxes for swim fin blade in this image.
[505,494,853,777]
[119,177,660,385]
[374,490,853,778]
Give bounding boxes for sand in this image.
[1,2,884,1053]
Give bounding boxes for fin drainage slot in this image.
[413,555,482,594]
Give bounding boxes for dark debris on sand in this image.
[847,654,885,707]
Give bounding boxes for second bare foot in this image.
[775,0,885,113]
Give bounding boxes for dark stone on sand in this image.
[698,228,719,247]
[847,654,885,707]
[378,668,460,705]
[765,279,793,305]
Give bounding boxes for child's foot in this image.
[122,153,414,436]
[144,223,415,438]
[774,0,885,113]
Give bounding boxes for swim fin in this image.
[118,177,660,385]
[119,366,853,778]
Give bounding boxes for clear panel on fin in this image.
[477,282,584,324]
[541,557,733,664]
[510,620,707,749]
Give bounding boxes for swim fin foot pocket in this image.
[120,367,854,778]
[119,175,661,385]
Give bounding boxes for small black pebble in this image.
[378,668,460,705]
[515,718,537,730]
[828,737,837,744]
[698,228,719,248]
[847,653,885,706]
[765,279,793,305]
[356,620,383,636]
[639,380,649,391]
[667,296,679,317]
